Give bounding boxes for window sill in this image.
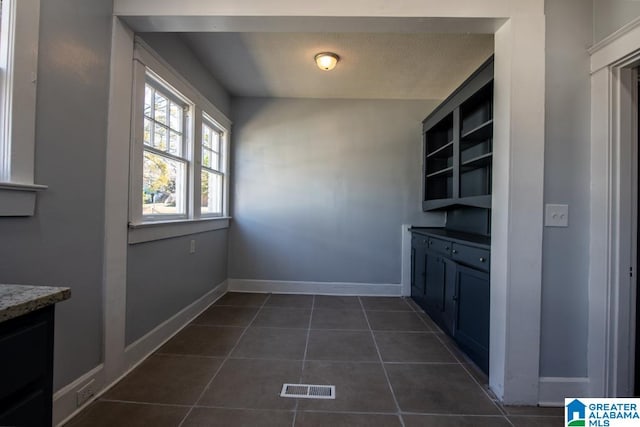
[0,182,48,216]
[128,216,231,244]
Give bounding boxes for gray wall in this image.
[0,0,113,390]
[228,97,443,284]
[594,0,640,43]
[126,230,228,344]
[138,33,231,116]
[126,32,231,344]
[539,0,592,377]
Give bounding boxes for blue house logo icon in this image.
[566,399,586,426]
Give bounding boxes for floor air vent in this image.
[280,383,335,399]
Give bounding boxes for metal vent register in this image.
[280,384,335,399]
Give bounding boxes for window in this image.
[0,0,46,216]
[142,77,189,218]
[201,115,225,216]
[130,40,231,235]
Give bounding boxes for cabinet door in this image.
[0,389,47,427]
[454,264,490,374]
[440,257,457,336]
[424,251,446,325]
[410,239,428,310]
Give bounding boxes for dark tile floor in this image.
[66,293,563,426]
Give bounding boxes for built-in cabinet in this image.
[412,55,494,375]
[423,56,494,211]
[0,306,55,426]
[0,285,69,427]
[411,229,490,374]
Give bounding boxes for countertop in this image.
[410,227,491,249]
[0,284,71,323]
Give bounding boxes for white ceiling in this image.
[179,32,494,100]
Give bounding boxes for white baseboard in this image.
[53,364,105,426]
[228,278,401,296]
[124,280,228,366]
[53,280,228,426]
[538,376,589,406]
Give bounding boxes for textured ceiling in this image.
[180,32,494,100]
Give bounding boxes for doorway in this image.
[636,77,640,397]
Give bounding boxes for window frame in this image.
[0,0,46,216]
[129,39,231,232]
[200,113,228,217]
[141,74,191,220]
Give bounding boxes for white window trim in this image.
[0,0,47,216]
[129,38,231,242]
[139,73,192,221]
[200,112,229,218]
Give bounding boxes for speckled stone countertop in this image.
[0,284,70,323]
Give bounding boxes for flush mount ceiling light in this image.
[314,52,339,71]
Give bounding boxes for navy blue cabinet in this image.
[410,229,490,374]
[411,236,428,310]
[454,264,490,374]
[423,56,494,212]
[0,306,55,427]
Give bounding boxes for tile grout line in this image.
[292,295,316,427]
[408,298,514,426]
[176,293,273,427]
[358,297,406,427]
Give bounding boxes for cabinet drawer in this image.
[426,237,452,256]
[451,243,490,271]
[412,235,430,248]
[0,388,47,427]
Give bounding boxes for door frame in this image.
[588,18,640,397]
[110,0,547,405]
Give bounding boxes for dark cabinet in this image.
[423,254,456,336]
[410,229,490,374]
[423,56,494,211]
[0,306,55,427]
[454,264,490,374]
[411,236,428,309]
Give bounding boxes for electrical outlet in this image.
[190,239,196,254]
[545,204,569,227]
[76,378,96,407]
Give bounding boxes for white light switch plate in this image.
[545,204,569,227]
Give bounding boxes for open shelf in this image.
[461,119,493,142]
[422,56,494,212]
[427,140,454,158]
[461,152,493,168]
[427,166,454,179]
[425,113,454,155]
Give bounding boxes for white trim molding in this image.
[0,182,47,216]
[590,16,640,72]
[538,377,589,407]
[228,279,402,297]
[55,280,228,426]
[124,280,228,367]
[588,20,640,398]
[128,217,230,243]
[103,16,135,387]
[53,364,105,427]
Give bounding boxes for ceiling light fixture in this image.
[314,52,339,71]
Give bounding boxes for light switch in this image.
[545,204,569,227]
